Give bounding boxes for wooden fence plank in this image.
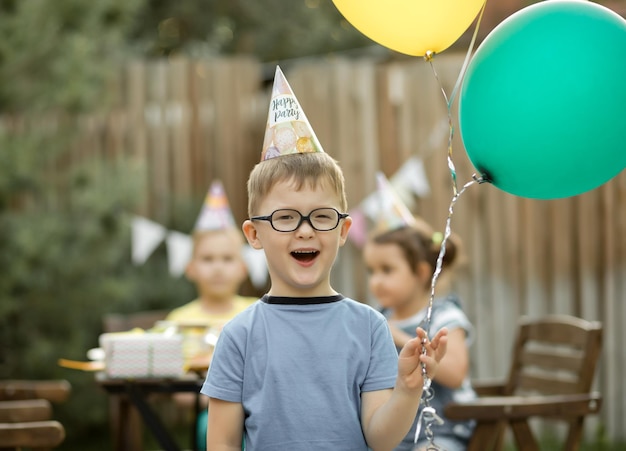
[551,197,576,314]
[376,63,402,176]
[576,189,602,321]
[600,180,620,438]
[189,60,215,198]
[212,60,238,218]
[226,58,262,225]
[167,57,192,203]
[616,172,626,438]
[341,61,379,302]
[145,60,171,224]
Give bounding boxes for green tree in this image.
[128,0,375,61]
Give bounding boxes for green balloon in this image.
[459,0,626,199]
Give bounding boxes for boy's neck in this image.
[198,295,237,314]
[267,287,339,298]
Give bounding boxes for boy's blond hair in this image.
[247,153,348,217]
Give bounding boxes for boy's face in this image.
[242,178,352,298]
[185,231,247,301]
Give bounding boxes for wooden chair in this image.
[0,380,70,450]
[444,315,603,451]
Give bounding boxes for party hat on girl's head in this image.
[194,180,237,231]
[374,171,417,231]
[260,66,324,161]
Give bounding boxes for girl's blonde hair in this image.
[246,153,348,217]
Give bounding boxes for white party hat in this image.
[194,180,237,231]
[260,66,324,161]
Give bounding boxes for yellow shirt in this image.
[165,295,257,364]
[165,295,257,329]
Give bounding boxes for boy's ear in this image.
[242,220,263,250]
[338,215,353,247]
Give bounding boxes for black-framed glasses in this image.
[250,208,349,232]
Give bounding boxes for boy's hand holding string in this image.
[362,327,448,451]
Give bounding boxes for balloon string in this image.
[416,174,487,445]
[428,176,484,325]
[423,1,486,198]
[417,0,488,403]
[424,1,486,110]
[416,1,488,331]
[449,2,486,108]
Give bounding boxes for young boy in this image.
[166,180,257,450]
[200,67,447,451]
[166,180,256,334]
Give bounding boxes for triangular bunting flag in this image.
[391,157,430,198]
[241,245,269,289]
[374,172,417,232]
[131,216,168,265]
[165,231,193,278]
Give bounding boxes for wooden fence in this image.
[64,55,626,440]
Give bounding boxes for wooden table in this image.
[95,372,205,451]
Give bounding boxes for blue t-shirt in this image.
[201,294,399,451]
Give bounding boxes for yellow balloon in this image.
[332,0,486,56]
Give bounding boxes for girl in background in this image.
[363,221,475,451]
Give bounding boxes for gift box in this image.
[99,333,185,378]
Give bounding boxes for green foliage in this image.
[0,0,195,445]
[0,144,196,442]
[128,0,375,61]
[0,0,144,113]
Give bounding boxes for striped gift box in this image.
[100,333,184,378]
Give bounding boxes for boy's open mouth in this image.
[291,250,319,262]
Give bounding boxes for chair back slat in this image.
[520,349,583,373]
[517,374,581,395]
[524,317,598,347]
[0,420,65,448]
[0,380,71,403]
[0,399,52,423]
